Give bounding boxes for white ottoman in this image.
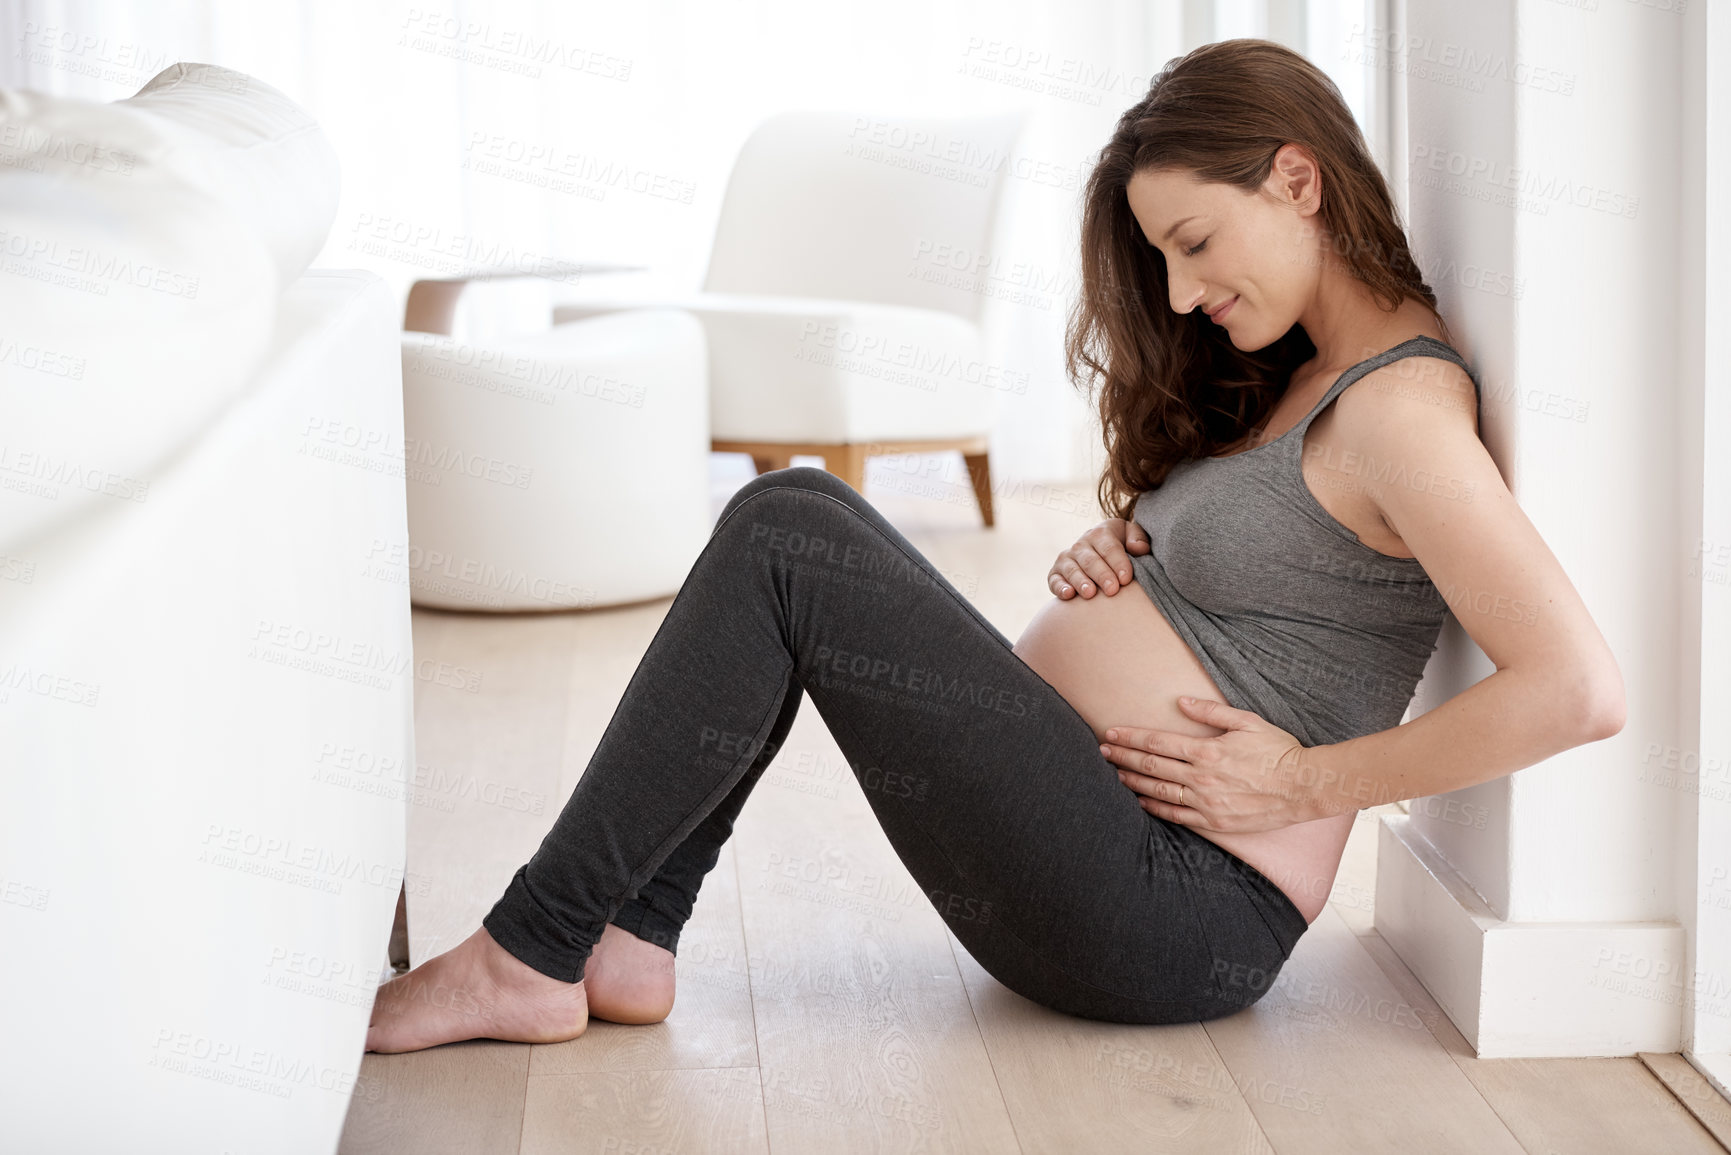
[400,308,711,611]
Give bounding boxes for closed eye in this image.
[1184,238,1209,258]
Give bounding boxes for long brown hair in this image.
[1066,38,1449,520]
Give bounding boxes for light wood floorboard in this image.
[519,1067,768,1155]
[732,707,1021,1153]
[1356,933,1727,1154]
[1642,1052,1731,1150]
[1201,904,1524,1153]
[948,930,1276,1153]
[339,1040,530,1154]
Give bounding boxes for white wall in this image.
[1381,0,1725,1058]
[1405,0,1677,920]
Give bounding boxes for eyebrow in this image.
[1161,215,1199,243]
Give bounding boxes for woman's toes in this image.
[364,928,588,1053]
[365,954,500,1054]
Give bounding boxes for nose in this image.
[1166,266,1206,315]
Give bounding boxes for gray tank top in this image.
[1129,335,1482,748]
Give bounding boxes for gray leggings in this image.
[482,466,1310,1023]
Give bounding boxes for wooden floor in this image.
[341,454,1730,1155]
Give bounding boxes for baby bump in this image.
[1011,580,1349,925]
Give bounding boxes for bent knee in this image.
[716,466,858,529]
[750,465,851,498]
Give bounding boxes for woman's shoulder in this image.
[1336,342,1482,446]
[1342,329,1478,403]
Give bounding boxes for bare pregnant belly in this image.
[1011,579,1352,924]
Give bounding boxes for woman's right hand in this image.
[1047,518,1151,599]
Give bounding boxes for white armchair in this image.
[553,110,1028,526]
[399,306,712,611]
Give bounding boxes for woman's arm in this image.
[1294,355,1625,814]
[1102,355,1625,831]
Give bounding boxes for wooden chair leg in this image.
[716,440,989,521]
[388,880,410,974]
[829,444,869,496]
[962,451,995,528]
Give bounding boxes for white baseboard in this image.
[1374,814,1686,1058]
[1687,1052,1731,1103]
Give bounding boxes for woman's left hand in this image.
[1099,696,1319,833]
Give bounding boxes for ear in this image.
[1269,143,1322,217]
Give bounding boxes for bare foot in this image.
[583,922,677,1025]
[366,926,587,1053]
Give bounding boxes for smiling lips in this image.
[1206,296,1238,323]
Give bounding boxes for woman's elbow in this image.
[1573,662,1627,743]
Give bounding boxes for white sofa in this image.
[0,65,411,1155]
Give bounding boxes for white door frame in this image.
[1683,0,1731,1097]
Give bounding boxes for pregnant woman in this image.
[367,39,1624,1053]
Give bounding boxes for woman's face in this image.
[1124,147,1325,351]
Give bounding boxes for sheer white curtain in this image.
[0,0,1387,487]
